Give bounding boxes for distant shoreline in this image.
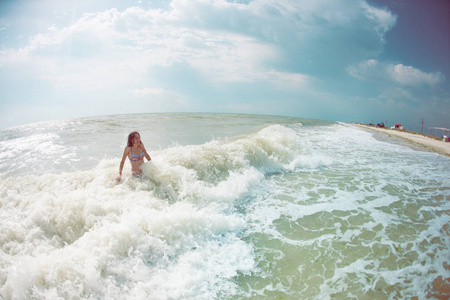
[351,124,450,157]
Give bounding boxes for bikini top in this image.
[129,147,145,161]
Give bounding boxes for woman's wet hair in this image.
[127,131,140,147]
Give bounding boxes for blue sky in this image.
[0,0,449,131]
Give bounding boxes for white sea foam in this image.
[0,162,255,299]
[1,114,449,299]
[1,119,307,299]
[237,122,450,299]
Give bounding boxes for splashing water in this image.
[1,114,449,299]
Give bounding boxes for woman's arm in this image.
[141,143,151,161]
[119,146,129,176]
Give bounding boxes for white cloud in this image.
[391,64,445,86]
[361,1,397,38]
[127,87,188,111]
[347,59,383,81]
[129,87,167,97]
[128,87,183,99]
[0,0,398,92]
[347,59,445,87]
[264,70,311,90]
[1,5,283,91]
[1,0,411,128]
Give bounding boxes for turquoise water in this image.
[0,113,449,299]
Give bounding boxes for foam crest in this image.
[141,124,307,204]
[0,123,309,299]
[0,132,69,177]
[0,155,256,299]
[235,123,450,299]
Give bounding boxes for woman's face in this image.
[133,134,141,145]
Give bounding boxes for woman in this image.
[118,131,151,179]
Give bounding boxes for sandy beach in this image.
[352,124,450,157]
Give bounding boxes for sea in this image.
[0,113,449,300]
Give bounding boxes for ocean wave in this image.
[0,123,309,299]
[141,124,309,204]
[0,159,254,299]
[1,115,449,299]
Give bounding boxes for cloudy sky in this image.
[0,0,449,131]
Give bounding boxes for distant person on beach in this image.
[118,131,151,180]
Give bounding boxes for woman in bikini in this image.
[118,131,151,179]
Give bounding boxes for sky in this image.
[0,0,449,132]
